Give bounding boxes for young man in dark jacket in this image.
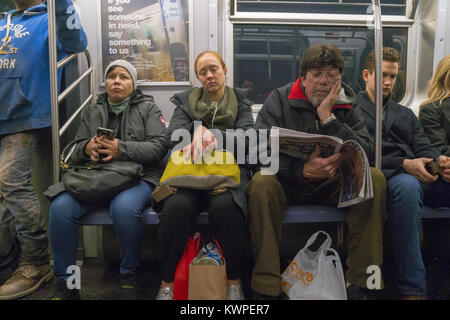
[0,0,87,299]
[247,43,387,300]
[356,47,450,299]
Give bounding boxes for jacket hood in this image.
[170,88,193,107]
[336,82,355,105]
[6,3,47,16]
[25,3,47,14]
[288,77,355,110]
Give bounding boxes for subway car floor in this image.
[18,255,450,300]
[18,221,450,300]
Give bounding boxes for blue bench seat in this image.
[79,205,450,226]
[79,205,450,259]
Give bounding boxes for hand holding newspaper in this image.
[270,126,373,208]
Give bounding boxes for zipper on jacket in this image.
[112,114,119,138]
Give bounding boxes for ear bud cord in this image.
[211,101,218,128]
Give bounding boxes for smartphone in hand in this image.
[96,127,114,140]
[425,158,439,176]
[96,127,114,160]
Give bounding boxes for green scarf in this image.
[188,86,238,131]
[108,97,130,115]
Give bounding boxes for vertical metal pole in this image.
[372,0,383,170]
[209,0,218,51]
[88,51,94,106]
[47,0,60,184]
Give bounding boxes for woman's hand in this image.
[97,136,120,162]
[85,137,101,162]
[183,125,217,162]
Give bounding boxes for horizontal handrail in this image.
[58,66,93,103]
[56,50,95,139]
[57,53,78,70]
[59,94,94,136]
[48,21,94,183]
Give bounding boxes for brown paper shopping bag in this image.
[188,240,227,300]
[188,264,227,300]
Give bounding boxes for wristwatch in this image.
[321,113,337,125]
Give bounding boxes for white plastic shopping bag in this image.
[281,231,347,300]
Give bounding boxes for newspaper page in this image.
[270,127,373,207]
[337,140,373,208]
[271,127,344,159]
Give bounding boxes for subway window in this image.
[233,25,408,104]
[234,0,407,15]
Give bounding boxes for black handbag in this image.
[60,139,144,204]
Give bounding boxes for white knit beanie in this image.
[104,59,138,90]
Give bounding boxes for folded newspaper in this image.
[270,126,373,208]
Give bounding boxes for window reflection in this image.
[234,25,408,103]
[236,0,406,16]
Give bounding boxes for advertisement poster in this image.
[100,0,189,83]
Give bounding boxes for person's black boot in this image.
[51,277,80,300]
[118,272,142,300]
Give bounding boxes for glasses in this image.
[308,71,341,82]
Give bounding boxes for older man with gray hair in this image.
[247,43,387,300]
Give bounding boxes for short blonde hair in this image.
[420,54,450,108]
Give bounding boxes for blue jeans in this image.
[387,173,450,296]
[0,131,49,266]
[49,180,152,279]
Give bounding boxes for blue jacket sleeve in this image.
[55,0,88,54]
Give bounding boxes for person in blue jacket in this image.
[0,0,87,300]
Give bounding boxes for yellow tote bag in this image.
[152,150,240,202]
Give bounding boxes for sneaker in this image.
[51,278,80,300]
[0,264,53,300]
[156,286,173,300]
[227,281,245,300]
[118,272,142,300]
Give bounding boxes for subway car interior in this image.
[0,0,449,300]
